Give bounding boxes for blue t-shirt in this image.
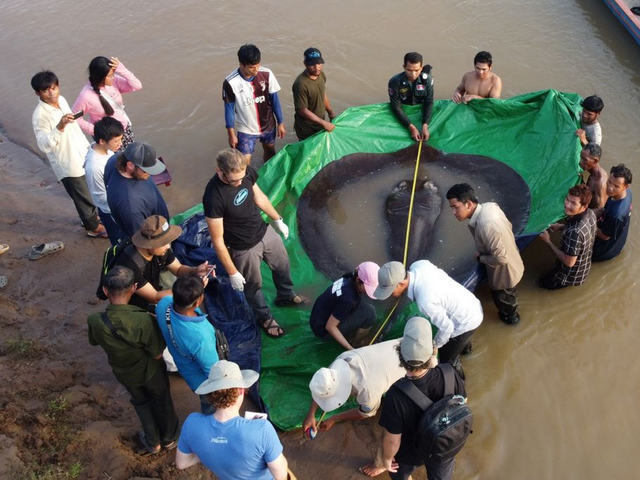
[592,191,632,262]
[156,297,219,391]
[309,276,360,337]
[104,154,170,238]
[178,413,283,480]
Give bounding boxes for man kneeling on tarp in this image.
[308,262,380,351]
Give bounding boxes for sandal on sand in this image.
[260,318,286,338]
[274,294,308,307]
[0,244,9,255]
[162,439,178,451]
[28,241,64,261]
[0,276,7,289]
[87,225,108,238]
[137,430,161,456]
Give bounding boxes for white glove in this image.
[230,271,246,291]
[272,218,289,239]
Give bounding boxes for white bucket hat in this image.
[309,358,351,412]
[195,360,259,395]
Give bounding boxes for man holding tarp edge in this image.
[388,52,434,142]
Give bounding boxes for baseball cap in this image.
[401,317,433,364]
[304,47,325,65]
[131,215,182,249]
[357,262,380,299]
[195,360,259,395]
[309,359,351,412]
[373,261,406,300]
[124,141,166,175]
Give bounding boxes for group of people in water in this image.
[29,43,633,480]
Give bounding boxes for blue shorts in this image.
[237,129,276,155]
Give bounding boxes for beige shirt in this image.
[335,339,405,418]
[32,95,89,181]
[469,203,524,290]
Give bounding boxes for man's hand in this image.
[323,120,335,133]
[408,124,421,142]
[228,130,238,149]
[56,113,75,132]
[272,219,289,239]
[452,90,463,104]
[302,414,317,437]
[382,458,399,473]
[421,124,430,142]
[549,223,564,233]
[277,123,286,139]
[318,418,335,431]
[230,271,246,291]
[538,230,551,244]
[575,129,587,145]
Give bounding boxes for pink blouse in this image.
[72,62,142,135]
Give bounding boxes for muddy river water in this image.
[2,0,639,478]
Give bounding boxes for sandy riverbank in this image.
[0,133,382,480]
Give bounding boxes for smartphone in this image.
[72,110,84,120]
[206,265,216,277]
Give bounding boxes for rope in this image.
[369,141,424,345]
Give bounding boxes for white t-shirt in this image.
[84,145,114,213]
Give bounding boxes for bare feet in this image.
[359,465,386,477]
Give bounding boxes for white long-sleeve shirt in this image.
[407,260,483,348]
[32,95,89,181]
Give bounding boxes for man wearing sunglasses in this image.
[203,148,306,338]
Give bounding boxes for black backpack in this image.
[95,239,144,300]
[396,363,473,463]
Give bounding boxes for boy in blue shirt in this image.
[156,273,219,413]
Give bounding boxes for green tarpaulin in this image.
[173,89,582,430]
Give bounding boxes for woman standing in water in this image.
[73,56,141,149]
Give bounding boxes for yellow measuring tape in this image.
[311,143,425,434]
[369,141,424,345]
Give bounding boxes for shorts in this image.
[237,129,276,154]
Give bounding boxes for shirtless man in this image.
[580,143,608,209]
[452,51,502,103]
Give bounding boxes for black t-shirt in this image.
[202,166,267,250]
[113,245,176,309]
[309,276,360,337]
[379,367,467,465]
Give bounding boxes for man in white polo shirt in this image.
[373,261,483,379]
[303,339,412,476]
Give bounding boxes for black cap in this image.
[304,47,325,66]
[123,142,166,175]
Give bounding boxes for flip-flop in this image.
[274,294,308,307]
[0,245,9,255]
[260,318,286,338]
[0,276,7,289]
[137,430,161,456]
[28,241,64,261]
[87,226,108,238]
[162,439,178,451]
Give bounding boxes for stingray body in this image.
[297,144,531,284]
[385,179,442,265]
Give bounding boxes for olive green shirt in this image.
[87,304,165,387]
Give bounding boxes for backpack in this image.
[396,363,473,463]
[95,239,144,300]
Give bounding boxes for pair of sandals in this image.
[260,294,308,338]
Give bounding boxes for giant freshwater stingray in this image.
[296,144,531,286]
